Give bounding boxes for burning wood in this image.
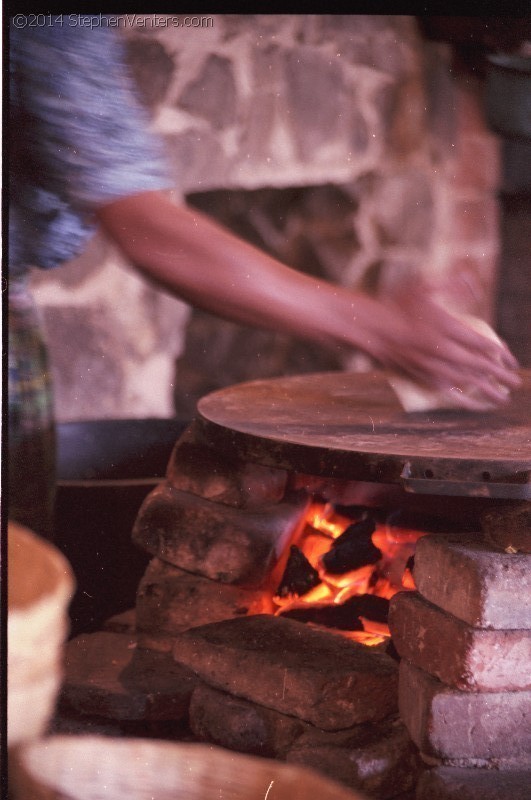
[280,601,364,631]
[280,594,390,630]
[276,545,321,598]
[321,518,381,575]
[265,503,422,646]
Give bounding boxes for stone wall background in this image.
[28,14,501,422]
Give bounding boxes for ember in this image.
[321,517,381,574]
[268,503,424,646]
[276,545,321,598]
[280,594,389,630]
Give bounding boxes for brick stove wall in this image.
[28,14,502,422]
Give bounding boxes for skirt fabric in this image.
[8,277,56,539]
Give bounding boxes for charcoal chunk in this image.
[280,603,364,631]
[352,593,390,623]
[276,545,321,598]
[280,594,389,630]
[322,518,381,574]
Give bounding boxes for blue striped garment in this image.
[9,17,173,276]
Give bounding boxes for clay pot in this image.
[8,521,75,747]
[13,735,366,800]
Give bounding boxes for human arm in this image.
[97,190,520,408]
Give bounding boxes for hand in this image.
[362,282,521,409]
[98,192,521,411]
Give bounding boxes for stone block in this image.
[132,482,309,586]
[416,766,531,800]
[166,421,288,508]
[178,54,237,130]
[413,533,531,629]
[481,502,531,553]
[429,756,531,770]
[286,715,420,799]
[102,608,137,634]
[284,48,348,160]
[371,170,434,249]
[453,198,498,245]
[389,591,531,691]
[135,558,270,652]
[42,305,125,420]
[125,38,175,108]
[453,135,501,192]
[59,631,197,722]
[398,659,531,760]
[49,710,192,741]
[238,90,280,164]
[173,614,398,730]
[189,682,307,758]
[49,712,125,738]
[164,128,229,195]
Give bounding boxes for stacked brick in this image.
[131,420,309,650]
[130,421,422,798]
[54,422,423,797]
[388,530,531,799]
[54,420,308,736]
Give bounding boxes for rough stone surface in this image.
[102,608,137,634]
[416,766,531,800]
[178,54,237,129]
[31,17,501,426]
[49,713,125,738]
[189,682,307,758]
[284,48,349,160]
[413,533,531,629]
[399,659,531,760]
[428,756,531,770]
[371,170,434,248]
[389,590,531,691]
[163,127,229,191]
[132,482,309,586]
[135,558,268,652]
[481,502,531,553]
[286,714,420,800]
[42,305,125,420]
[125,38,175,107]
[166,421,288,508]
[49,711,193,741]
[172,614,398,730]
[59,631,197,721]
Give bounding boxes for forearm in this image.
[97,191,378,353]
[97,190,520,404]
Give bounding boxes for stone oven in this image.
[54,369,531,800]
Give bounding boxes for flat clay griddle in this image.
[197,370,531,498]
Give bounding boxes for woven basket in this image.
[14,735,367,800]
[8,522,75,746]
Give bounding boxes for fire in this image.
[258,502,425,647]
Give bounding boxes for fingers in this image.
[381,335,520,405]
[435,340,521,390]
[400,309,520,391]
[366,295,521,409]
[415,300,520,373]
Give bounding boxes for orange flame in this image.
[253,502,425,646]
